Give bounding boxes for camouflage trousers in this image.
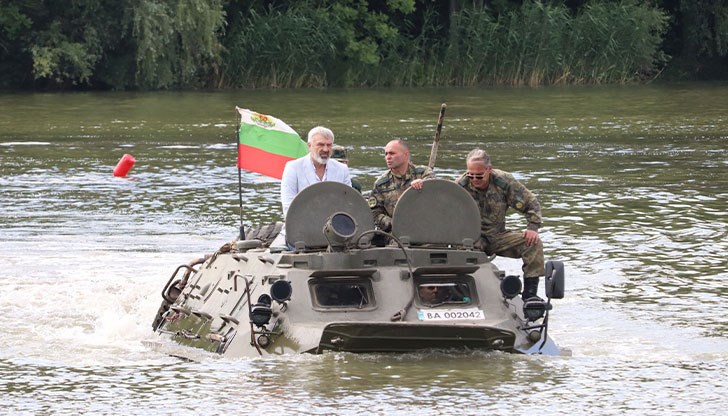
[480,231,545,278]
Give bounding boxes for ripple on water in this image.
[2,88,728,415]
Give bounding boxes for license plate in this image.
[417,308,484,321]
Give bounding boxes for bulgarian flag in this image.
[236,107,308,179]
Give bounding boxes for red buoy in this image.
[113,153,136,177]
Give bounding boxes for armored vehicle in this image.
[149,179,566,358]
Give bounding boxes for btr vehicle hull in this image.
[150,180,565,358]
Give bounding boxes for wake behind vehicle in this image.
[149,179,566,358]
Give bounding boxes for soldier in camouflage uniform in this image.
[369,139,434,232]
[331,145,362,193]
[457,148,545,300]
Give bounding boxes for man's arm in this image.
[368,173,394,232]
[410,165,435,189]
[506,177,542,232]
[369,190,392,232]
[517,186,542,232]
[494,170,542,232]
[338,160,352,187]
[280,161,298,218]
[505,176,541,246]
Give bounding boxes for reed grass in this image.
[220,0,668,88]
[222,5,336,88]
[436,0,668,86]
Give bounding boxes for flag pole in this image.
[236,125,246,240]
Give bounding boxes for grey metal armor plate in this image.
[286,181,375,249]
[391,179,481,246]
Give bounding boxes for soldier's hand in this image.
[410,179,424,190]
[523,229,540,246]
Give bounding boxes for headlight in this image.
[500,275,522,299]
[323,212,357,249]
[270,280,292,302]
[250,294,273,327]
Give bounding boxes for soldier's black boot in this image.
[522,277,540,300]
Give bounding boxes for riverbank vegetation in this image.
[1,0,726,90]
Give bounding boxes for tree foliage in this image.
[0,0,724,90]
[0,0,225,89]
[130,0,226,89]
[678,0,728,58]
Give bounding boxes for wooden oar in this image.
[428,103,447,169]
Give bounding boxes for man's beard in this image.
[312,153,329,165]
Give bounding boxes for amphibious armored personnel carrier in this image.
[149,179,565,357]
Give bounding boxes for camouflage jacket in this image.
[457,169,542,237]
[369,163,434,231]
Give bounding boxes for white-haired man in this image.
[280,126,352,217]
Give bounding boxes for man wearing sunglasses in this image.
[457,148,544,300]
[369,139,434,233]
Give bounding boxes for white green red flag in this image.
[236,107,308,179]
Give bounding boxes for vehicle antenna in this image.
[427,103,447,170]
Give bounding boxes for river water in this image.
[1,84,726,415]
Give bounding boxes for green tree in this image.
[128,0,226,89]
[0,0,225,90]
[221,0,417,87]
[0,1,34,87]
[1,0,109,88]
[679,0,728,58]
[0,0,720,89]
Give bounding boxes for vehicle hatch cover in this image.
[286,182,374,249]
[392,179,481,246]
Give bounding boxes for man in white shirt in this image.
[280,126,352,217]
